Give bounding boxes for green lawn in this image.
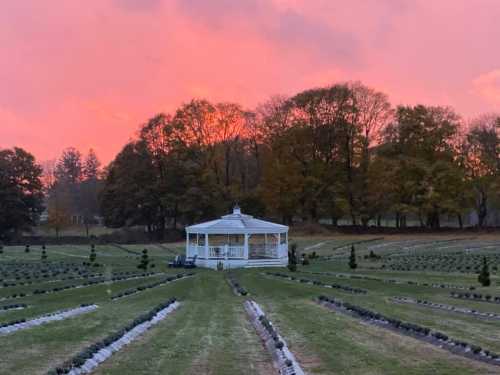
[1,237,500,374]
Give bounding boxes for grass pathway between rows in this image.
[94,271,274,375]
[241,269,499,374]
[0,273,195,374]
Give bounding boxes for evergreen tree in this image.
[25,244,30,253]
[302,253,310,266]
[41,249,47,261]
[478,256,491,287]
[288,243,298,272]
[349,245,357,270]
[138,248,149,270]
[83,149,101,180]
[0,245,3,254]
[89,244,96,263]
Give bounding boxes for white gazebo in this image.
[185,206,289,269]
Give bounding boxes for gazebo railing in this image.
[208,246,245,259]
[188,242,287,260]
[249,244,279,258]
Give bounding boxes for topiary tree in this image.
[0,245,3,254]
[41,249,47,261]
[288,243,298,272]
[138,249,149,270]
[89,245,96,263]
[349,245,357,270]
[478,256,491,287]
[25,244,30,253]
[302,253,310,266]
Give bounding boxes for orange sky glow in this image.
[1,0,499,163]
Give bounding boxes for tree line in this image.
[1,81,499,241]
[101,82,500,237]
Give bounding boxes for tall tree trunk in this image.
[457,214,463,229]
[477,190,488,227]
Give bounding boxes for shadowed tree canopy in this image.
[0,147,44,240]
[97,82,500,233]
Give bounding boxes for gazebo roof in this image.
[186,206,288,234]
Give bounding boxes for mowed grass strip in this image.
[0,274,197,374]
[294,269,500,352]
[0,273,173,323]
[93,271,274,375]
[240,269,499,374]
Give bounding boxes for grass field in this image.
[1,235,500,374]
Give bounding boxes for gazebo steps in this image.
[246,259,284,268]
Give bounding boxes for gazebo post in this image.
[244,234,249,261]
[204,233,209,260]
[277,233,281,258]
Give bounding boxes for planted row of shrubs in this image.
[226,272,248,296]
[318,295,500,364]
[0,303,93,329]
[304,271,475,291]
[381,252,500,274]
[450,291,500,304]
[1,272,161,302]
[111,273,193,300]
[0,303,27,311]
[392,296,500,320]
[1,270,133,288]
[47,298,177,375]
[267,272,367,294]
[0,261,103,283]
[248,302,299,374]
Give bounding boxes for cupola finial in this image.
[233,203,241,215]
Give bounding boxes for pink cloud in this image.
[0,0,500,163]
[473,69,500,105]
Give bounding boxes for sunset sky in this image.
[1,0,500,164]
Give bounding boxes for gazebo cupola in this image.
[185,206,289,269]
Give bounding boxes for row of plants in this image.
[266,272,367,294]
[303,271,475,290]
[450,291,500,304]
[0,272,162,302]
[0,269,143,288]
[226,272,248,296]
[391,296,500,320]
[0,303,96,331]
[0,303,27,311]
[31,272,160,295]
[380,253,499,274]
[245,300,303,375]
[47,298,178,375]
[0,261,96,283]
[318,295,500,365]
[111,273,193,300]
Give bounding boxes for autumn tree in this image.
[380,105,464,228]
[81,149,102,236]
[463,115,500,227]
[100,141,161,236]
[0,148,45,241]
